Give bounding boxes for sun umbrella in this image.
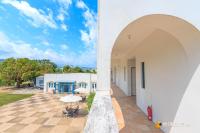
[59,95,82,103]
[75,87,90,94]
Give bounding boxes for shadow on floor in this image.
[111,84,163,133]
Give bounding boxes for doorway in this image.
[114,67,117,83]
[131,67,136,96]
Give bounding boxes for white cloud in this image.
[76,0,97,47]
[42,29,49,35]
[57,0,72,9]
[0,32,96,67]
[60,44,68,50]
[57,11,65,22]
[61,24,68,31]
[2,0,57,29]
[55,0,72,31]
[76,0,87,9]
[75,0,97,67]
[56,0,72,22]
[42,40,50,46]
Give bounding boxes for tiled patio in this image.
[0,93,87,133]
[111,84,163,133]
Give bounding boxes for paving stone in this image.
[0,93,87,133]
[34,125,54,133]
[111,84,163,133]
[4,124,27,133]
[8,117,26,123]
[19,124,41,133]
[0,123,15,132]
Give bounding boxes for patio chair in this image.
[63,107,74,117]
[72,105,79,117]
[81,96,86,102]
[63,110,70,117]
[63,109,74,117]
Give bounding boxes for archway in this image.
[111,14,200,132]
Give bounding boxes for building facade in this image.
[93,0,200,133]
[43,73,97,93]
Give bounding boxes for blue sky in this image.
[0,0,97,68]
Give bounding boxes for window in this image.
[124,67,126,81]
[79,82,87,88]
[92,82,97,89]
[141,62,145,89]
[39,80,43,85]
[48,82,54,88]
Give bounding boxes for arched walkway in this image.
[111,84,163,133]
[111,14,200,132]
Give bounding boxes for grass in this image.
[0,93,33,106]
[87,92,95,111]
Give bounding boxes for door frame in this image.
[131,67,136,96]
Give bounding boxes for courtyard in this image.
[0,92,87,133]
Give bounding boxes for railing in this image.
[84,91,119,133]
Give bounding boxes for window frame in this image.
[141,62,146,89]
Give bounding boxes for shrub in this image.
[0,79,14,86]
[21,81,34,88]
[0,79,6,86]
[87,92,95,111]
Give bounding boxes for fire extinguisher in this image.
[147,106,152,121]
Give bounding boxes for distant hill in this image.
[0,59,4,62]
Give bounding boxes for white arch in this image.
[110,14,200,133]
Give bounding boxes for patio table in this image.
[60,95,82,117]
[75,87,90,94]
[60,95,82,103]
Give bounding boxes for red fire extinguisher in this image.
[147,106,152,121]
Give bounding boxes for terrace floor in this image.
[111,84,163,133]
[0,93,87,133]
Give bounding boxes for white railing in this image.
[84,91,119,133]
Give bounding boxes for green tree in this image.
[35,59,57,75]
[91,69,97,74]
[85,69,91,73]
[0,58,16,85]
[63,65,84,73]
[63,65,72,73]
[55,68,63,73]
[0,58,40,88]
[72,66,83,73]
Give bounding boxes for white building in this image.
[43,73,97,93]
[35,76,44,88]
[85,1,200,133]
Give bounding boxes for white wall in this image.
[134,30,188,132]
[99,1,200,133]
[111,59,129,95]
[98,0,200,92]
[111,29,200,133]
[44,73,97,93]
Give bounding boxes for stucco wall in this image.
[98,0,200,91]
[134,30,188,132]
[44,73,97,92]
[111,59,129,95]
[98,1,200,132]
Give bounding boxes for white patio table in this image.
[60,95,82,103]
[60,95,82,117]
[74,87,90,94]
